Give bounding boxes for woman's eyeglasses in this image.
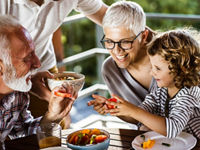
[100,31,143,51]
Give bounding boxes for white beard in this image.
[2,63,37,92]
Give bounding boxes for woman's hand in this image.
[87,94,109,115]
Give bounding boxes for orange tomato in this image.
[54,90,72,98]
[90,129,101,136]
[81,129,90,135]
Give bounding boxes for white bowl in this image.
[47,72,85,92]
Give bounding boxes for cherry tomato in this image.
[73,135,79,145]
[95,135,107,143]
[68,133,78,144]
[106,98,117,109]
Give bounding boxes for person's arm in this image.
[10,85,76,138]
[9,93,42,139]
[40,83,77,126]
[86,3,108,25]
[52,28,65,72]
[52,28,64,63]
[106,94,167,136]
[87,94,139,124]
[118,116,139,125]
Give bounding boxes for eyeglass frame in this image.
[100,31,143,51]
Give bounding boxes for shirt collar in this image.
[13,0,54,8]
[0,92,16,110]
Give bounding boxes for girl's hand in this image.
[105,94,136,117]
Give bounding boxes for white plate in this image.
[132,131,197,150]
[41,146,70,150]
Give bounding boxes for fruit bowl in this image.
[66,128,110,150]
[47,71,85,93]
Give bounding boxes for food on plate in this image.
[141,139,155,149]
[162,142,171,147]
[106,98,117,109]
[140,134,145,141]
[67,128,108,146]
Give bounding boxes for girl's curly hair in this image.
[147,29,200,88]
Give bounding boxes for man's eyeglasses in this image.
[100,31,143,51]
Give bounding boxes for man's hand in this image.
[41,83,77,124]
[30,71,54,101]
[87,94,108,115]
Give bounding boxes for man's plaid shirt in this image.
[0,91,41,142]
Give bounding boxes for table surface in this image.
[4,128,200,150]
[61,128,200,150]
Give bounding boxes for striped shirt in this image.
[140,86,200,139]
[0,91,41,142]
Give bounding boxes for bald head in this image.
[0,15,21,64]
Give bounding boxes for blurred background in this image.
[56,0,200,129]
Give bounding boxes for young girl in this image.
[105,30,200,139]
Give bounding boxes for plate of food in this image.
[132,131,197,150]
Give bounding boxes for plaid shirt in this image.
[0,91,41,142]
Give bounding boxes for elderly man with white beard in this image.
[0,15,77,143]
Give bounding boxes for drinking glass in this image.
[37,123,61,149]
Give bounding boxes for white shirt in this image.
[0,0,103,71]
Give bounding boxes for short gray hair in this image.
[0,15,21,64]
[102,1,146,36]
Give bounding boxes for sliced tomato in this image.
[68,132,79,144]
[80,134,90,145]
[106,98,117,109]
[73,135,79,145]
[54,90,72,98]
[95,135,107,143]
